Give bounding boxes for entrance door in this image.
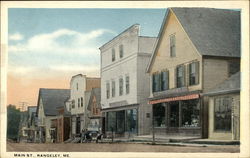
[169,101,179,127]
[76,117,81,134]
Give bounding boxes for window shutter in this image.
[187,64,190,86]
[175,67,177,88]
[166,70,169,90]
[195,62,200,85]
[183,65,186,87]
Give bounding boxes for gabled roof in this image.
[147,8,240,72]
[204,72,240,96]
[37,88,70,116]
[87,88,101,111]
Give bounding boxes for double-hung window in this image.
[119,45,124,58]
[80,97,83,107]
[170,34,176,57]
[176,65,185,88]
[189,62,199,85]
[161,70,169,91]
[119,77,123,96]
[112,49,115,62]
[106,82,110,99]
[125,76,130,94]
[112,80,115,97]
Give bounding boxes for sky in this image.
[8,8,166,107]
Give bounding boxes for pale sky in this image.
[8,8,166,106]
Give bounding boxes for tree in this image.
[7,105,21,140]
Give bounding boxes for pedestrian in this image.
[81,129,85,143]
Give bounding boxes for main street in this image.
[7,142,239,153]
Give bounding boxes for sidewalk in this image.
[101,134,240,146]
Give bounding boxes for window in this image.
[189,62,199,86]
[119,45,124,58]
[126,109,137,133]
[119,77,123,96]
[112,48,115,62]
[126,76,130,94]
[182,99,200,127]
[152,70,169,92]
[161,70,169,91]
[214,97,232,131]
[116,111,125,133]
[80,97,83,107]
[76,83,78,90]
[176,65,185,88]
[106,82,110,99]
[72,100,75,109]
[78,98,80,107]
[153,103,165,127]
[107,112,116,131]
[169,101,179,127]
[170,34,176,57]
[112,80,115,97]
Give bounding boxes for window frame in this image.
[176,65,185,88]
[125,75,130,94]
[111,80,116,97]
[106,82,110,99]
[112,48,116,62]
[119,44,124,58]
[119,77,124,96]
[189,61,199,86]
[170,34,176,57]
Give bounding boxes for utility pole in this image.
[18,101,29,142]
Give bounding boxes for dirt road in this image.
[7,142,239,152]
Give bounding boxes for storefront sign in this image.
[149,94,199,104]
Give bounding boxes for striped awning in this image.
[148,94,200,105]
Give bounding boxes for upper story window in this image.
[152,70,169,92]
[72,100,75,109]
[112,48,115,62]
[126,76,130,94]
[119,77,123,96]
[176,65,185,88]
[106,82,110,99]
[78,98,80,108]
[80,97,83,107]
[76,83,78,91]
[189,61,199,86]
[214,97,232,131]
[119,45,124,58]
[112,80,115,97]
[170,34,176,57]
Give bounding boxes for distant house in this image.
[68,74,100,138]
[146,8,240,138]
[100,24,157,136]
[26,106,37,142]
[36,88,70,143]
[204,72,240,140]
[87,88,103,132]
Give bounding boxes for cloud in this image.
[8,28,116,55]
[9,33,24,41]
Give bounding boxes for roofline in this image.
[202,89,240,96]
[71,74,84,78]
[146,8,169,73]
[99,24,140,50]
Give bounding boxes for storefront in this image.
[150,94,202,137]
[105,108,138,136]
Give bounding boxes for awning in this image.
[148,94,200,105]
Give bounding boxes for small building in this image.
[204,72,240,140]
[87,88,103,132]
[69,74,100,138]
[26,106,38,142]
[36,88,70,143]
[100,24,157,136]
[146,8,240,138]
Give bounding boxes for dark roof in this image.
[147,8,240,72]
[204,72,240,96]
[37,88,70,116]
[171,8,240,57]
[87,88,101,110]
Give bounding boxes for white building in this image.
[100,24,157,136]
[69,74,100,137]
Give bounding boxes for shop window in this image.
[214,97,232,131]
[170,34,176,57]
[189,62,199,86]
[106,82,110,99]
[112,48,115,62]
[112,80,115,97]
[107,112,116,131]
[153,104,165,127]
[119,44,124,58]
[126,76,130,94]
[126,109,138,133]
[119,77,123,96]
[176,65,185,88]
[169,101,179,127]
[182,99,200,127]
[116,111,125,133]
